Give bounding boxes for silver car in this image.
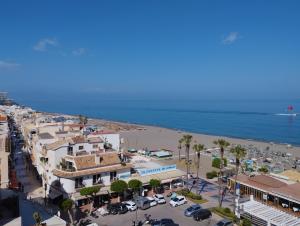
[184,204,202,217]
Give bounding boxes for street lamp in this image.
[44,183,47,206]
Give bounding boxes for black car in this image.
[107,203,128,215]
[193,209,212,221]
[151,218,178,226]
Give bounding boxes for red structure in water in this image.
[288,105,294,111]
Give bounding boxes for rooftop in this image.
[279,170,300,182]
[38,132,54,139]
[241,200,300,226]
[236,174,287,191]
[53,163,132,178]
[65,152,121,170]
[235,174,300,203]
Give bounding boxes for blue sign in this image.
[137,164,177,176]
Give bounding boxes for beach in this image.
[90,118,300,158]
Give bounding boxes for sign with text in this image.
[137,164,177,176]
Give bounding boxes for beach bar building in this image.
[228,174,300,220]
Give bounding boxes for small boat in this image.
[276,105,297,116]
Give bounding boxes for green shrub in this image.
[258,166,269,173]
[188,193,202,200]
[224,207,231,214]
[212,158,227,168]
[177,189,202,200]
[212,207,235,219]
[179,188,190,196]
[206,170,218,179]
[241,218,252,226]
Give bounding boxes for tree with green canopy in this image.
[193,143,205,180]
[79,185,101,214]
[110,180,128,201]
[128,179,142,192]
[149,179,161,193]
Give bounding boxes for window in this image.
[66,161,73,171]
[67,146,73,155]
[75,177,83,188]
[93,174,102,184]
[110,171,117,181]
[93,144,98,149]
[78,145,83,150]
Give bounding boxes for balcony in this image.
[58,160,76,172]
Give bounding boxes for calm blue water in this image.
[18,98,300,145]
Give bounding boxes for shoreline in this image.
[38,108,300,147]
[32,109,300,157]
[88,117,300,158]
[89,116,300,148]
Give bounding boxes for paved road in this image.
[85,198,223,226]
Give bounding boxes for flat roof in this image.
[279,170,300,182]
[126,169,185,184]
[241,200,300,226]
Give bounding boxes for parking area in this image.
[84,197,222,226]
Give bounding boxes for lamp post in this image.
[44,183,47,206]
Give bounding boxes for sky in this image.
[0,0,300,102]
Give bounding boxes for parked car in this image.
[184,204,202,217]
[193,209,212,221]
[214,219,233,226]
[151,218,178,226]
[153,194,166,204]
[107,203,128,214]
[134,196,151,210]
[171,179,184,188]
[123,200,137,211]
[169,196,187,207]
[147,197,158,207]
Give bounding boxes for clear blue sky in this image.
[1,0,300,101]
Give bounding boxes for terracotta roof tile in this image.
[99,153,121,166]
[74,155,96,170]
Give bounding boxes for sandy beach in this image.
[89,118,300,158]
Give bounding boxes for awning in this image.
[125,169,185,185]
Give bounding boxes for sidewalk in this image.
[13,146,59,225]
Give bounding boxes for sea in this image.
[18,98,300,146]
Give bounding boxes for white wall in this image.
[101,172,110,186]
[98,134,120,151]
[60,177,75,194]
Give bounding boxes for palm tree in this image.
[59,199,74,225]
[230,145,247,212]
[213,139,230,207]
[78,115,88,127]
[178,138,184,161]
[182,134,193,188]
[193,143,205,179]
[33,211,42,226]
